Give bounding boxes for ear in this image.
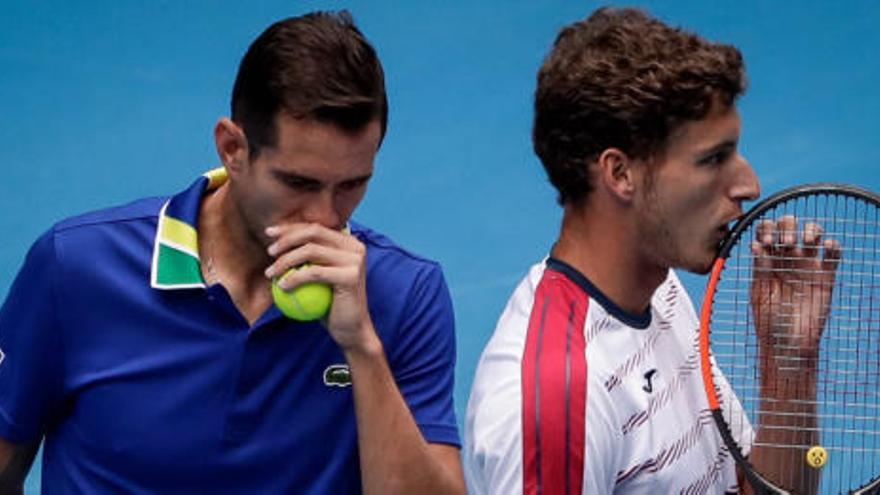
[596,148,636,202]
[214,118,250,174]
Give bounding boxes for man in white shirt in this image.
[465,7,834,494]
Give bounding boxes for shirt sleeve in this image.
[464,334,522,495]
[582,381,624,493]
[465,340,623,495]
[0,229,65,444]
[385,263,460,447]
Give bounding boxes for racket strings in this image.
[711,192,880,493]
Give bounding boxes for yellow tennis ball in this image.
[806,446,828,468]
[272,265,332,321]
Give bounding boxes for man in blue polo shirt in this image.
[0,11,465,494]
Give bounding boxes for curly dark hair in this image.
[533,7,746,205]
[231,11,387,158]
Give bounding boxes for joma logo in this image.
[642,369,658,393]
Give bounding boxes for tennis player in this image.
[0,12,464,494]
[464,7,834,493]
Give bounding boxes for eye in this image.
[338,178,369,192]
[700,153,723,165]
[699,149,732,166]
[280,175,321,192]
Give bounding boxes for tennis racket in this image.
[699,183,880,494]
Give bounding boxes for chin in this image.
[677,252,716,275]
[688,263,714,276]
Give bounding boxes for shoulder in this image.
[469,259,598,420]
[351,220,441,270]
[467,262,545,412]
[351,220,446,290]
[351,221,453,350]
[52,196,166,237]
[30,196,166,273]
[466,261,625,493]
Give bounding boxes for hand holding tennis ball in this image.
[272,264,332,321]
[265,224,372,349]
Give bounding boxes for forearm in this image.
[748,359,820,494]
[345,333,465,495]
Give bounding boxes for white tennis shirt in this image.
[465,258,751,494]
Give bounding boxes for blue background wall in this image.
[2,1,878,491]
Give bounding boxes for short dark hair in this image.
[533,7,746,205]
[231,11,388,158]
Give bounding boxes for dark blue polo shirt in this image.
[0,169,459,493]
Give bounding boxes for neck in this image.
[199,185,272,296]
[551,198,668,314]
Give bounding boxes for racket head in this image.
[699,183,880,494]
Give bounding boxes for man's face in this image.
[633,102,760,274]
[230,114,381,247]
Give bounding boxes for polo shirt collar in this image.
[150,168,227,290]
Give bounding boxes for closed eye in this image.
[699,151,727,166]
[274,171,322,192]
[338,177,371,192]
[697,142,736,166]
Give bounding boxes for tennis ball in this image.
[272,264,332,321]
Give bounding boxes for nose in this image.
[301,190,341,228]
[730,154,760,203]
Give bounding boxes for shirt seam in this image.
[49,227,68,432]
[351,224,441,267]
[54,213,161,234]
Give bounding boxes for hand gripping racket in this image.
[699,183,880,494]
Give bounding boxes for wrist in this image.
[760,370,817,404]
[341,324,384,362]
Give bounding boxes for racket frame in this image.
[699,183,880,495]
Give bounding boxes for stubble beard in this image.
[639,185,716,276]
[636,165,718,276]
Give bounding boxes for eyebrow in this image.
[272,169,322,187]
[341,173,373,184]
[696,139,738,158]
[271,169,373,186]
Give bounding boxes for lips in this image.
[718,212,744,238]
[714,224,731,250]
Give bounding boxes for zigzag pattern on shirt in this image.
[656,279,679,332]
[620,351,700,435]
[603,292,681,393]
[679,444,732,495]
[663,277,680,310]
[615,408,715,485]
[584,314,613,347]
[604,328,666,392]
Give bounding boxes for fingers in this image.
[801,222,822,259]
[751,215,840,273]
[821,238,842,273]
[752,218,782,253]
[776,215,798,259]
[266,223,355,256]
[264,222,365,290]
[272,263,360,292]
[265,243,360,285]
[751,219,777,275]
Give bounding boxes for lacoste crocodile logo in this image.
[324,364,352,387]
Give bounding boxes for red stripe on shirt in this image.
[522,269,588,495]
